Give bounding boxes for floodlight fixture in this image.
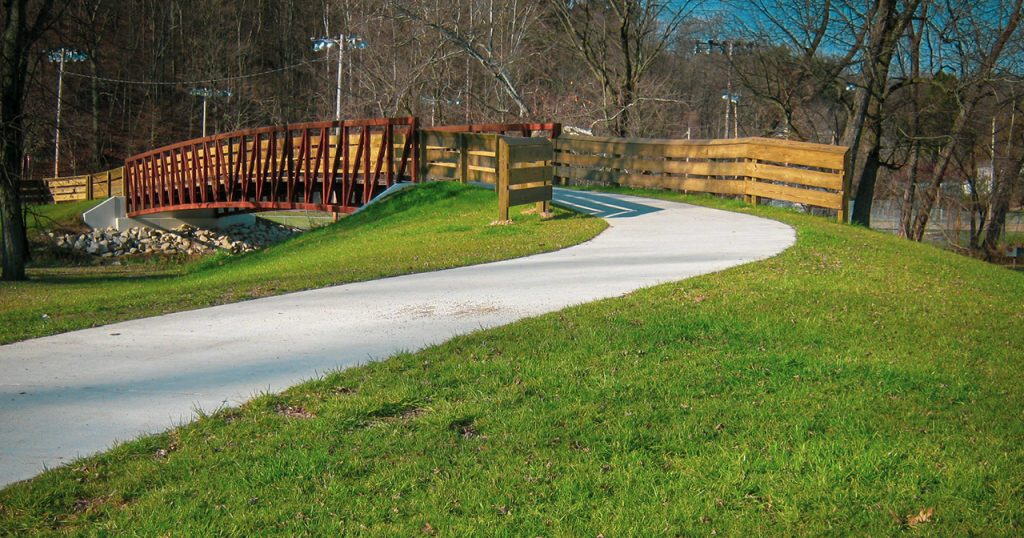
[311,34,371,121]
[46,47,89,178]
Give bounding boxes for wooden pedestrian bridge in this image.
[36,116,851,223]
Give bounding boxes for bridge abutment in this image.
[84,196,255,231]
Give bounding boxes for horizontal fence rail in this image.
[553,134,850,221]
[124,117,418,217]
[41,167,125,203]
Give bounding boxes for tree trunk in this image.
[898,143,919,237]
[1,0,58,280]
[0,165,27,281]
[910,0,1022,241]
[841,0,920,227]
[851,142,881,226]
[847,89,883,226]
[910,108,969,241]
[982,156,1023,258]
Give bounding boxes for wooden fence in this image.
[419,129,554,220]
[19,179,53,205]
[42,167,125,202]
[553,134,850,221]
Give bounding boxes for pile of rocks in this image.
[49,220,299,258]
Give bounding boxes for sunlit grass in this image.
[0,182,605,344]
[2,189,1021,535]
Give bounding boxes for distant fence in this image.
[19,178,52,205]
[41,167,125,203]
[553,135,850,221]
[419,129,554,219]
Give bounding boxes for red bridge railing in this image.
[124,117,418,217]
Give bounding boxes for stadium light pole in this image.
[693,40,755,138]
[47,48,89,177]
[189,88,233,137]
[312,34,368,121]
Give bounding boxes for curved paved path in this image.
[0,190,794,486]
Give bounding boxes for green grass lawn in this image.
[0,182,605,344]
[23,199,102,235]
[256,210,337,230]
[2,190,1022,535]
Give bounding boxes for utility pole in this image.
[47,48,89,177]
[725,41,733,138]
[189,88,232,137]
[312,34,368,121]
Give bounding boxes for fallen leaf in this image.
[907,507,934,527]
[276,405,315,419]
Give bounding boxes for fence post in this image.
[838,147,853,223]
[458,132,469,183]
[497,136,510,221]
[106,170,112,197]
[416,128,427,183]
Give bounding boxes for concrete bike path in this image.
[0,190,795,486]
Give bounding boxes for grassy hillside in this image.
[2,193,1021,536]
[23,199,102,234]
[0,182,605,344]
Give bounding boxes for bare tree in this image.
[1,0,65,280]
[729,0,864,142]
[390,0,536,118]
[548,0,696,136]
[909,0,1023,240]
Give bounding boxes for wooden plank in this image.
[509,185,553,206]
[554,165,622,183]
[508,141,553,163]
[556,154,757,178]
[426,148,458,162]
[555,135,748,160]
[49,186,89,194]
[618,175,747,195]
[747,180,843,208]
[508,165,552,185]
[467,150,497,158]
[425,163,494,183]
[467,153,495,169]
[554,151,663,172]
[747,161,842,189]
[462,132,498,152]
[662,160,750,178]
[426,163,459,179]
[746,143,845,170]
[555,134,846,168]
[422,130,461,148]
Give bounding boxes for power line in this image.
[61,57,329,86]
